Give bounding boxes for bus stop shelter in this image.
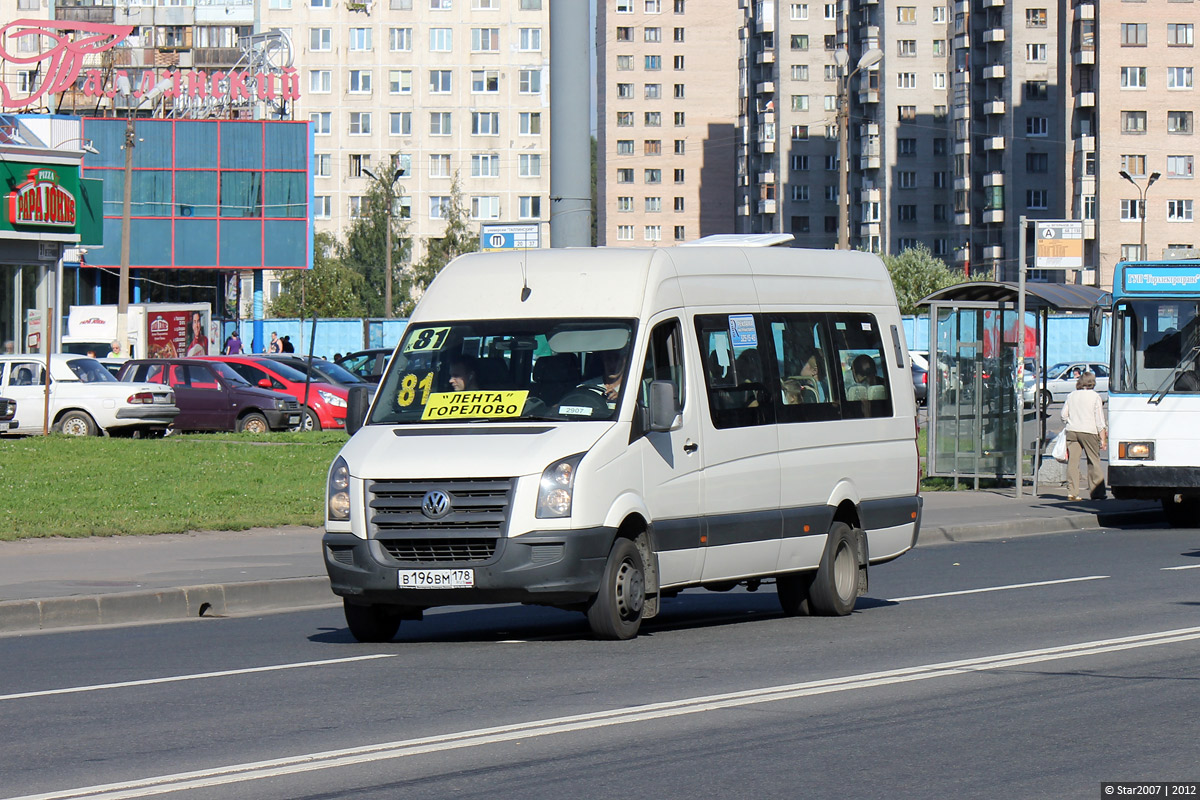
[918,281,1106,495]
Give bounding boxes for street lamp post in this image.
[363,161,405,318]
[1119,169,1161,260]
[835,47,883,251]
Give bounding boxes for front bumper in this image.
[265,408,302,430]
[323,527,616,608]
[1109,464,1200,499]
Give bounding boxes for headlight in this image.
[319,390,347,408]
[1118,441,1155,460]
[275,398,288,410]
[536,453,585,519]
[327,456,351,520]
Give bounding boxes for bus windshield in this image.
[369,318,637,425]
[1113,299,1200,393]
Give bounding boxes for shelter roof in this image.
[918,281,1106,312]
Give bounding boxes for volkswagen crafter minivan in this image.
[324,243,922,640]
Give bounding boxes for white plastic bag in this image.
[1051,429,1068,464]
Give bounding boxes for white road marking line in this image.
[0,655,397,703]
[1162,564,1200,571]
[10,625,1200,800]
[888,575,1109,602]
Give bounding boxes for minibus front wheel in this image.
[343,599,401,643]
[586,538,646,640]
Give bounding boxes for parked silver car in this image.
[1033,361,1109,409]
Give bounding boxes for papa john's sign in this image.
[7,167,77,228]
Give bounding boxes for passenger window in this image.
[140,364,167,384]
[187,365,220,390]
[694,314,774,429]
[10,362,45,386]
[167,366,189,388]
[639,318,685,410]
[770,314,840,424]
[830,314,893,419]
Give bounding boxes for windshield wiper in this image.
[1148,343,1200,405]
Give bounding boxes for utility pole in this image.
[364,159,405,317]
[834,48,883,250]
[117,115,134,356]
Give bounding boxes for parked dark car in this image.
[262,354,371,389]
[335,348,392,384]
[911,363,928,405]
[0,396,15,431]
[117,358,301,433]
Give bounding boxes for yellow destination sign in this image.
[421,390,529,420]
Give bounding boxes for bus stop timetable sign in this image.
[480,223,542,252]
[1035,221,1083,269]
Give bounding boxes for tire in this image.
[54,410,98,437]
[1163,497,1200,529]
[777,571,815,616]
[807,522,861,617]
[300,407,321,432]
[237,412,270,434]
[1040,389,1054,411]
[586,537,646,640]
[343,600,401,643]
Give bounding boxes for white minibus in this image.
[324,244,922,640]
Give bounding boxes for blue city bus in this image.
[1090,260,1200,527]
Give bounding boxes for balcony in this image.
[861,122,880,137]
[982,64,1005,80]
[983,171,1004,187]
[1076,91,1095,108]
[983,244,1004,261]
[955,140,971,155]
[1076,1,1094,19]
[981,0,1003,7]
[858,89,880,104]
[757,50,775,65]
[1075,134,1095,152]
[954,34,970,50]
[759,171,776,183]
[955,1,969,12]
[1083,220,1096,239]
[757,138,775,154]
[954,242,971,260]
[953,70,971,87]
[984,99,1005,115]
[859,222,881,237]
[755,7,775,34]
[983,209,1004,224]
[955,176,971,191]
[738,201,751,216]
[756,80,775,94]
[982,28,1005,44]
[983,136,1006,150]
[860,154,881,170]
[758,199,777,215]
[1073,49,1095,66]
[859,25,880,40]
[860,188,882,203]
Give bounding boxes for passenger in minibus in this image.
[448,356,479,392]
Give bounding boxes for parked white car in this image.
[1034,361,1109,408]
[0,354,179,436]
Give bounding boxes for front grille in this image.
[379,538,497,563]
[368,477,513,537]
[282,399,300,410]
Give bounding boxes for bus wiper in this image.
[1148,344,1200,405]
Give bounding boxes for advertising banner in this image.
[147,308,210,357]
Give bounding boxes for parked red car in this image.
[200,356,348,431]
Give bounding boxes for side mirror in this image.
[1087,305,1104,348]
[346,385,371,435]
[258,378,273,389]
[647,380,680,432]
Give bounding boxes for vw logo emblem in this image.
[422,490,452,519]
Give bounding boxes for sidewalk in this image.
[0,487,1164,634]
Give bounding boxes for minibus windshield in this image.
[369,319,637,424]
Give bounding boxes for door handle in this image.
[683,440,698,454]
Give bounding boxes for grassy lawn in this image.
[0,433,346,540]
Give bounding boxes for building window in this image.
[348,196,366,219]
[674,139,685,154]
[429,196,450,219]
[472,69,500,93]
[309,70,330,93]
[519,27,542,50]
[429,70,452,93]
[898,105,917,122]
[933,73,946,89]
[1027,116,1048,136]
[314,154,331,177]
[1026,153,1049,173]
[898,204,917,221]
[897,72,916,89]
[1168,23,1194,46]
[1168,200,1194,221]
[898,138,917,156]
[823,2,836,19]
[791,34,809,51]
[617,196,633,213]
[645,26,661,42]
[617,111,634,127]
[824,95,837,111]
[473,112,500,135]
[932,39,945,56]
[897,40,916,57]
[674,27,684,43]
[1026,43,1046,62]
[471,153,500,178]
[824,155,838,171]
[1026,190,1048,209]
[617,83,634,99]
[1123,111,1149,133]
[310,28,331,51]
[1026,8,1047,27]
[934,105,947,119]
[897,6,915,23]
[616,26,633,42]
[791,185,809,201]
[430,112,452,135]
[1122,23,1147,46]
[349,112,371,135]
[792,64,809,81]
[1121,67,1147,89]
[792,95,809,112]
[645,197,662,212]
[348,70,372,94]
[645,55,662,70]
[1121,200,1144,221]
[519,69,542,93]
[1083,195,1096,220]
[519,112,541,135]
[674,55,685,69]
[645,140,662,156]
[899,171,917,188]
[519,196,542,219]
[1122,154,1147,176]
[349,27,372,51]
[1167,155,1195,178]
[519,153,542,177]
[646,0,661,11]
[673,83,685,99]
[1168,67,1193,89]
[674,111,685,126]
[645,168,662,183]
[644,225,662,242]
[311,112,331,135]
[390,111,412,136]
[617,225,635,241]
[314,196,331,219]
[429,28,452,51]
[792,125,809,140]
[791,3,808,19]
[429,154,451,178]
[674,226,686,241]
[617,169,634,183]
[645,111,662,127]
[645,83,662,99]
[389,70,412,95]
[673,168,685,183]
[430,0,451,7]
[617,55,634,70]
[617,139,635,155]
[471,196,500,220]
[472,28,500,51]
[674,196,686,211]
[1168,110,1193,133]
[389,27,412,51]
[1025,81,1048,100]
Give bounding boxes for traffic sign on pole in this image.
[480,223,542,252]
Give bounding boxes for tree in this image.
[882,244,974,315]
[342,168,411,318]
[405,173,479,315]
[269,232,368,317]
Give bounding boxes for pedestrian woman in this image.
[1061,371,1108,501]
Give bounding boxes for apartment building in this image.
[1098,4,1200,287]
[596,0,739,246]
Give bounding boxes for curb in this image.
[918,508,1165,545]
[0,577,335,635]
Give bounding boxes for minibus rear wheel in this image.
[807,522,860,616]
[587,538,646,640]
[343,600,401,643]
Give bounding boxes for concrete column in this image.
[549,0,592,248]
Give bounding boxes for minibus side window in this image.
[829,314,893,419]
[694,314,775,429]
[639,318,685,410]
[769,313,841,423]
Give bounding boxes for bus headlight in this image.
[328,456,351,520]
[536,453,585,519]
[1118,441,1155,460]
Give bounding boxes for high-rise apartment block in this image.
[596,0,739,247]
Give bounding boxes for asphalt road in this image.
[3,524,1198,800]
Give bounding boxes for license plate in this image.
[398,569,474,589]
